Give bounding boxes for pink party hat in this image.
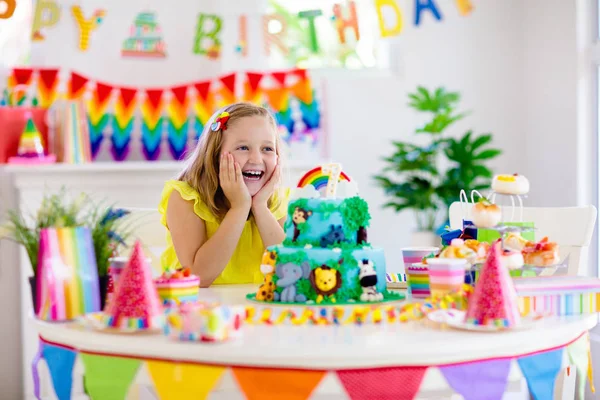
[465,240,521,327]
[103,241,163,329]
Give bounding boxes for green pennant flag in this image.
[81,353,141,399]
[567,334,591,400]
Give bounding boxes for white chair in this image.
[119,207,166,275]
[449,202,597,276]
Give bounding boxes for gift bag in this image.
[36,227,101,321]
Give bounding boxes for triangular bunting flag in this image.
[145,89,164,110]
[68,72,89,99]
[271,71,287,87]
[517,348,563,400]
[147,360,226,399]
[567,334,591,400]
[38,68,60,91]
[246,72,264,92]
[42,343,77,400]
[337,367,427,399]
[293,68,308,81]
[220,73,236,94]
[171,85,189,105]
[194,81,212,102]
[233,367,325,400]
[94,82,114,105]
[264,87,290,113]
[12,68,34,85]
[119,87,138,109]
[290,79,314,104]
[440,359,511,400]
[81,353,141,399]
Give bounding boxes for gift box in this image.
[164,302,245,342]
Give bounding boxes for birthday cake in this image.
[249,164,401,305]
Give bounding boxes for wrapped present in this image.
[36,227,101,321]
[164,302,245,342]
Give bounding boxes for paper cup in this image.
[427,258,467,297]
[401,247,439,272]
[407,263,430,299]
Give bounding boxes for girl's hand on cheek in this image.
[252,162,281,209]
[219,152,251,212]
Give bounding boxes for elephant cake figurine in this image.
[248,163,401,305]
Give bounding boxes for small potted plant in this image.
[374,87,502,246]
[1,188,133,308]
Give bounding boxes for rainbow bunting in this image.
[68,71,89,100]
[140,89,165,160]
[192,81,213,140]
[36,227,101,321]
[300,95,321,130]
[111,87,137,161]
[275,107,294,134]
[8,68,34,105]
[167,85,190,160]
[87,82,113,158]
[37,68,60,109]
[264,87,290,113]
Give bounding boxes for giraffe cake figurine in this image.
[465,240,521,328]
[248,163,403,305]
[8,113,56,164]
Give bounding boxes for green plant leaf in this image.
[471,134,492,150]
[473,149,502,160]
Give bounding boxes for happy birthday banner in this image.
[34,333,593,400]
[29,0,474,64]
[3,67,319,161]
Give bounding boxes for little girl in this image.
[158,102,288,286]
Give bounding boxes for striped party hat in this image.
[8,112,56,164]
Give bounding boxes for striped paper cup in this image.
[407,263,430,299]
[401,247,439,272]
[427,258,468,297]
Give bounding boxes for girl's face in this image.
[220,115,278,196]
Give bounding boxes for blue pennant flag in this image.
[42,343,77,400]
[517,348,563,400]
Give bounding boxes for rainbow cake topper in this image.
[36,227,101,321]
[297,163,351,198]
[9,112,56,164]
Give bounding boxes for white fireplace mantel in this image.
[0,160,314,399]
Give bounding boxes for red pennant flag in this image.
[292,68,308,81]
[171,85,189,105]
[145,89,164,110]
[337,367,427,400]
[69,72,89,98]
[219,73,236,94]
[38,68,59,90]
[246,72,264,93]
[194,81,212,102]
[95,82,114,104]
[119,87,137,108]
[12,68,33,85]
[271,71,287,87]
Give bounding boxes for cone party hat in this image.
[465,239,521,327]
[8,112,56,164]
[104,241,163,330]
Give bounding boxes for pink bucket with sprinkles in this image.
[401,247,439,272]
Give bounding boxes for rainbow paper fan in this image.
[297,166,351,192]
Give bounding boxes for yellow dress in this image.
[158,180,289,285]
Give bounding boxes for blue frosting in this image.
[272,245,387,294]
[285,198,358,245]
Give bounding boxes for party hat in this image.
[103,241,163,330]
[8,112,56,164]
[465,240,521,327]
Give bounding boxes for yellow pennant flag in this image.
[147,360,226,399]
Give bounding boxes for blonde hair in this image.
[178,102,283,221]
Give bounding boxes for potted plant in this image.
[374,87,502,246]
[0,188,133,308]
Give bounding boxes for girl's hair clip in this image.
[211,111,230,132]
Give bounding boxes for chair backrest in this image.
[119,207,166,275]
[448,202,597,276]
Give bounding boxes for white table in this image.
[33,285,598,399]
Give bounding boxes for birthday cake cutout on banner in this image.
[122,11,166,58]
